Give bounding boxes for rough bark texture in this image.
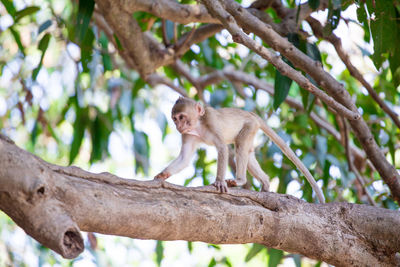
[0,136,399,266]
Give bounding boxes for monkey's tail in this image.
[259,118,326,203]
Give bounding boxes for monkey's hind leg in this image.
[248,152,270,192]
[226,123,257,188]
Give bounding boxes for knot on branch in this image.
[232,33,243,43]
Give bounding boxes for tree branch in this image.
[0,136,399,265]
[96,0,155,77]
[146,73,188,97]
[200,0,360,122]
[121,0,217,24]
[204,0,400,203]
[341,117,377,206]
[306,16,400,130]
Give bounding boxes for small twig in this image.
[342,117,377,206]
[174,24,197,54]
[171,60,205,101]
[146,73,188,97]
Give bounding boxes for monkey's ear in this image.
[196,103,205,116]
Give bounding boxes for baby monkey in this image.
[155,97,325,203]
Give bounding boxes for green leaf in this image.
[81,28,95,73]
[370,2,397,69]
[316,135,327,168]
[14,6,40,22]
[76,0,95,42]
[38,20,52,35]
[9,26,25,56]
[38,33,51,52]
[69,107,87,164]
[33,33,51,80]
[331,0,341,9]
[165,19,175,43]
[155,241,163,266]
[156,111,168,140]
[89,112,111,163]
[187,242,193,253]
[99,32,112,71]
[31,120,40,146]
[210,90,228,108]
[113,34,124,51]
[274,65,293,110]
[308,0,320,10]
[0,0,16,17]
[389,37,400,87]
[133,130,150,175]
[245,244,265,262]
[292,254,302,267]
[306,43,322,62]
[388,137,396,166]
[208,258,217,267]
[200,39,213,66]
[223,257,233,267]
[302,153,316,168]
[268,248,283,267]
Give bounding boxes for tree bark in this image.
[0,135,399,266]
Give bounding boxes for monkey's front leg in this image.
[154,135,198,180]
[214,144,229,193]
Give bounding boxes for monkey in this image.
[154,97,325,203]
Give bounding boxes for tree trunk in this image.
[0,135,399,266]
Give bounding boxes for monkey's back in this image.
[202,107,260,144]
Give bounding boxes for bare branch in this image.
[174,24,224,57]
[200,0,360,121]
[306,16,400,130]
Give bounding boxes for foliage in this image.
[0,0,399,266]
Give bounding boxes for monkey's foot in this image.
[226,179,237,187]
[213,180,228,193]
[154,172,171,180]
[261,184,270,192]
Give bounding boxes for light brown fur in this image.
[155,97,325,203]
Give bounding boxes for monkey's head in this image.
[171,97,205,134]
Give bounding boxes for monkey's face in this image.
[172,112,195,134]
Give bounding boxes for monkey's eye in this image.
[179,114,184,120]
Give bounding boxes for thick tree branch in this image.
[96,0,155,77]
[121,0,217,24]
[0,136,399,266]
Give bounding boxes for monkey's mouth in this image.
[177,126,193,134]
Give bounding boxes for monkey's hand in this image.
[154,171,171,180]
[213,180,228,193]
